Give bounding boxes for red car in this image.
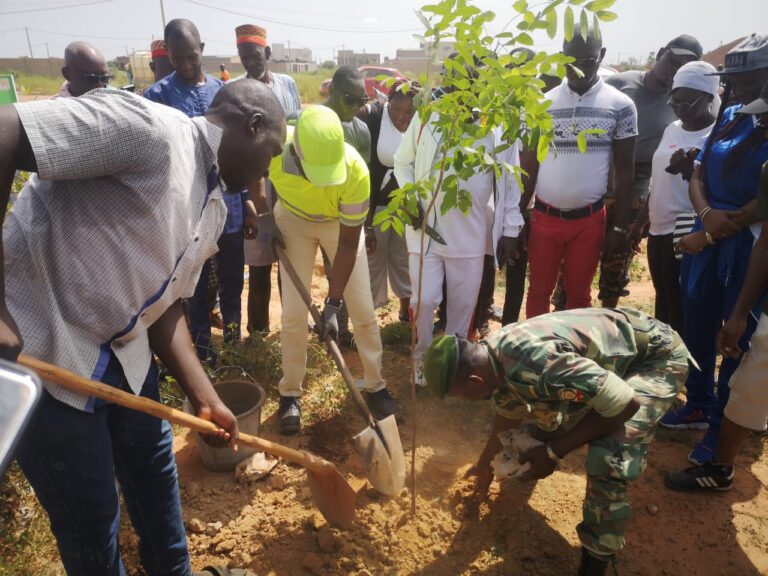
[319,66,406,100]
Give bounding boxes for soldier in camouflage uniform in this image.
[423,307,690,575]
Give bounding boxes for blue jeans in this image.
[16,354,191,576]
[189,231,245,362]
[680,254,758,430]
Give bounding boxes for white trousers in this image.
[274,203,386,396]
[409,252,485,361]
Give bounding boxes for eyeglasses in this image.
[569,57,598,70]
[82,73,114,86]
[341,91,370,108]
[668,94,705,114]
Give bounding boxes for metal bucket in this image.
[183,378,265,472]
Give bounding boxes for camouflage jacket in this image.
[485,308,680,431]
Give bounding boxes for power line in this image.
[0,0,114,16]
[207,0,417,24]
[184,0,421,34]
[28,28,148,41]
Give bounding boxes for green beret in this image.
[424,335,459,398]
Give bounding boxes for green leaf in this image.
[596,10,618,21]
[415,9,432,30]
[545,8,557,39]
[536,132,549,163]
[577,131,587,153]
[515,32,534,46]
[585,0,615,10]
[592,13,602,43]
[391,218,404,236]
[372,209,389,226]
[512,0,527,12]
[564,6,574,41]
[457,189,473,214]
[579,8,589,40]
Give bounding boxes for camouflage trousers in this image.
[551,177,651,309]
[578,340,689,558]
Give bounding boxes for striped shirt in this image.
[233,71,302,117]
[270,126,370,227]
[536,78,638,209]
[5,90,226,410]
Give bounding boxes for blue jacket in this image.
[144,72,244,233]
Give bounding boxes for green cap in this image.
[424,335,459,399]
[294,106,347,187]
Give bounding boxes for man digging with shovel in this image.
[424,308,691,575]
[0,80,285,576]
[262,105,399,435]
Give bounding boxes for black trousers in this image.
[502,250,528,325]
[647,233,683,333]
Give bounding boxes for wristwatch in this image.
[324,297,343,308]
[545,443,561,462]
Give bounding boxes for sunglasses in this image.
[568,57,599,70]
[341,91,370,108]
[668,94,705,114]
[83,73,114,86]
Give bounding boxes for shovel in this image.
[17,354,356,529]
[274,244,406,497]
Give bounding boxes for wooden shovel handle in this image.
[17,355,330,473]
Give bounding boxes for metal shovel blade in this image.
[352,415,406,496]
[304,453,357,529]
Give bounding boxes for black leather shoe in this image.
[364,388,399,420]
[277,396,301,435]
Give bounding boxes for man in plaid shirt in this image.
[0,80,285,575]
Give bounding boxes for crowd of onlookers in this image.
[124,22,768,492]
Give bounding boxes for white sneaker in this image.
[413,358,427,388]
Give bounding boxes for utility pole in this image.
[25,27,33,58]
[160,0,167,28]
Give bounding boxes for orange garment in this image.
[221,70,231,82]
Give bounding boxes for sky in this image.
[0,0,765,66]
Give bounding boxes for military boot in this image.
[577,548,617,576]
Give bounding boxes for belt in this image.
[534,197,604,220]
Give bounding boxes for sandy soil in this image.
[115,256,768,576]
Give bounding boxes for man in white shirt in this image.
[521,26,638,317]
[394,101,522,383]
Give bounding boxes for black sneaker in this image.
[338,331,357,350]
[664,462,734,492]
[277,396,301,435]
[365,389,399,420]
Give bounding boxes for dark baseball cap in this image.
[665,35,703,59]
[715,33,768,75]
[738,78,768,116]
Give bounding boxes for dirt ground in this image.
[14,253,768,576]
